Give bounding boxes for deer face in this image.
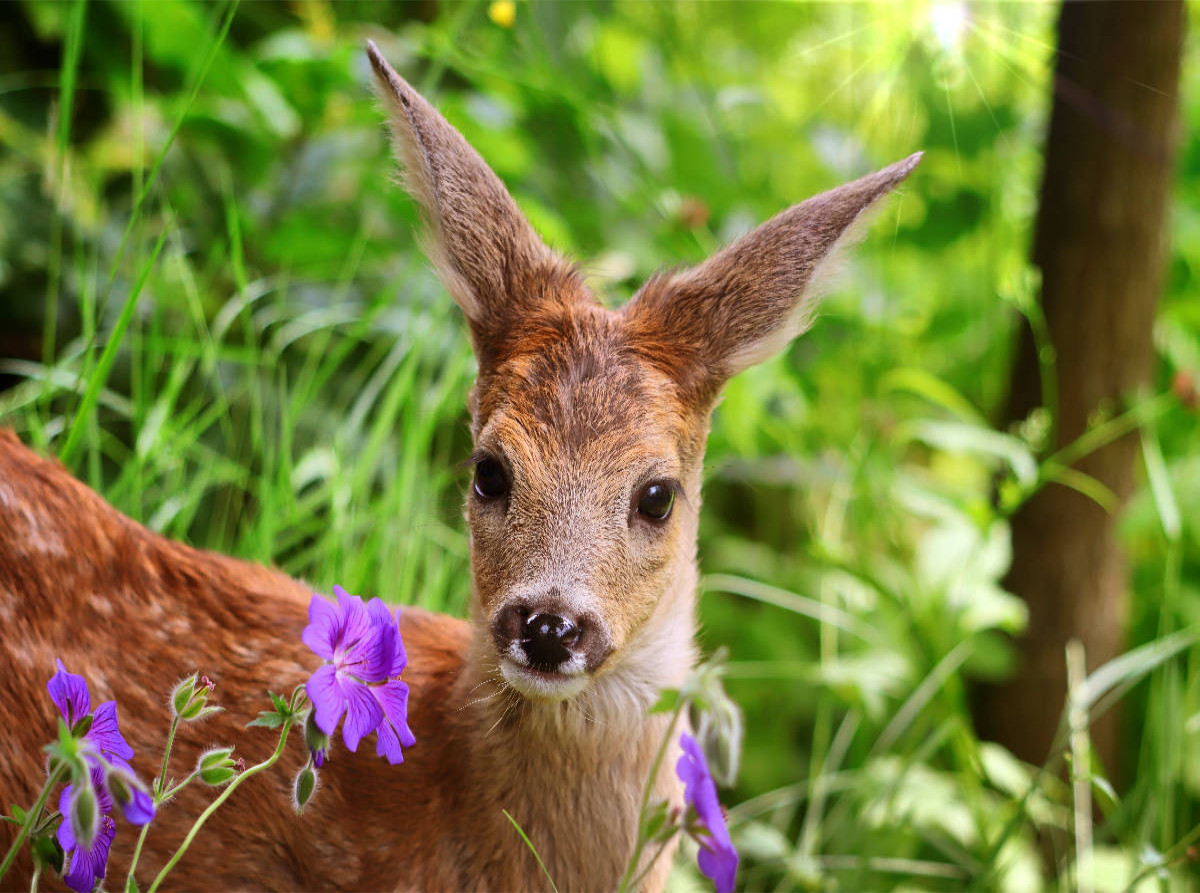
[466,305,707,699]
[367,42,919,703]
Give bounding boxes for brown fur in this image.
[0,44,918,892]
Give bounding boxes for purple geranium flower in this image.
[57,764,117,893]
[302,586,416,765]
[46,662,155,892]
[47,660,134,763]
[677,732,739,893]
[101,756,156,825]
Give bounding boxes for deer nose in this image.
[521,612,581,671]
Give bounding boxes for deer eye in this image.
[636,482,675,522]
[474,457,510,500]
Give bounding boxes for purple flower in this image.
[57,765,116,893]
[46,662,155,892]
[101,757,156,825]
[303,586,416,765]
[47,661,134,763]
[677,733,739,893]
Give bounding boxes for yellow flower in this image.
[488,0,516,28]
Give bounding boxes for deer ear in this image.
[367,42,582,364]
[625,153,921,404]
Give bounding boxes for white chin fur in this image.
[500,659,589,702]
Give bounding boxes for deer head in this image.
[367,42,919,714]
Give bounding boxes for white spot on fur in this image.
[231,641,261,664]
[89,591,114,616]
[4,501,68,557]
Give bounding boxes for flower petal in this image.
[61,814,115,893]
[87,701,134,761]
[366,601,407,677]
[58,761,114,850]
[340,677,383,753]
[676,733,738,893]
[119,786,156,826]
[676,733,707,802]
[372,680,416,764]
[697,839,739,893]
[56,785,78,853]
[301,594,341,661]
[306,664,347,737]
[86,760,114,817]
[341,598,396,683]
[47,660,91,726]
[335,587,374,665]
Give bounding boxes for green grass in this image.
[1,1,1198,890]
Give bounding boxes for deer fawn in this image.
[0,42,918,892]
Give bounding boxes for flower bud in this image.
[70,714,94,739]
[197,747,239,786]
[684,648,743,788]
[171,673,218,721]
[293,765,318,815]
[689,696,743,789]
[68,782,100,849]
[103,760,156,825]
[304,711,330,768]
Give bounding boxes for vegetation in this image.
[0,1,1197,889]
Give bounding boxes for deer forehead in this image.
[473,313,703,482]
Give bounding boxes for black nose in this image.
[521,612,581,671]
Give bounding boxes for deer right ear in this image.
[366,42,581,364]
[624,154,920,406]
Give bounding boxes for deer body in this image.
[0,430,680,890]
[0,43,917,892]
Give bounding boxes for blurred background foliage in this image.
[0,1,1197,890]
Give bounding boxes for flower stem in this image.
[0,763,67,884]
[156,717,180,795]
[29,860,41,893]
[159,772,199,802]
[145,724,292,893]
[627,830,679,891]
[617,701,685,893]
[125,716,182,889]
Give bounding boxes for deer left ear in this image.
[624,153,921,404]
[367,41,586,369]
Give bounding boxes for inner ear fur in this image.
[624,153,921,406]
[366,41,589,368]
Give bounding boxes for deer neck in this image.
[451,560,697,888]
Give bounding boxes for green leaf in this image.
[1074,629,1200,711]
[880,367,989,427]
[250,690,299,729]
[31,834,64,874]
[901,419,1038,487]
[640,799,671,842]
[503,810,559,893]
[1141,425,1181,541]
[648,689,679,714]
[247,711,286,730]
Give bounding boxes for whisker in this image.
[486,691,518,738]
[457,690,502,713]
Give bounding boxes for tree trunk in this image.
[974,0,1185,775]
